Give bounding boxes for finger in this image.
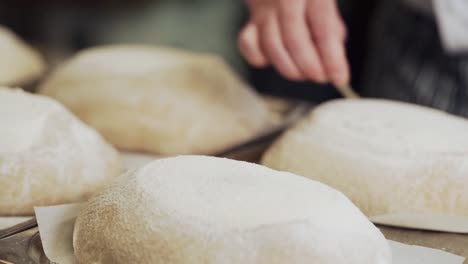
[337,18,348,42]
[259,11,304,81]
[238,22,269,68]
[308,1,350,86]
[278,0,327,83]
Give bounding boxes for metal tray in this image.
[3,222,468,263]
[0,227,50,264]
[215,99,311,162]
[5,96,467,263]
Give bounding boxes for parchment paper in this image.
[35,204,83,264]
[371,213,468,233]
[34,204,465,264]
[388,240,464,264]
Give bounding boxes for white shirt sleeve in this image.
[433,0,468,54]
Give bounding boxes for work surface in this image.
[380,226,468,263]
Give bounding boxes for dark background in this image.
[0,0,380,102]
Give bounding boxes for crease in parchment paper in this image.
[34,204,465,264]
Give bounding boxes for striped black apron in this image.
[361,0,468,117]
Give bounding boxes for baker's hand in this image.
[239,0,349,87]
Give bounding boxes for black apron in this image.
[362,0,468,117]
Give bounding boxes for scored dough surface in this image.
[262,99,468,218]
[39,45,273,155]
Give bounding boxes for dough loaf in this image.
[74,155,391,264]
[0,88,120,216]
[39,45,273,155]
[262,99,468,218]
[0,25,45,85]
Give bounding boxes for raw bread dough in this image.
[0,88,120,216]
[73,155,391,264]
[39,45,273,155]
[0,25,45,85]
[262,99,468,218]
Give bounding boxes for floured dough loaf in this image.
[74,156,391,264]
[0,88,120,216]
[262,99,468,218]
[0,25,45,85]
[39,45,273,155]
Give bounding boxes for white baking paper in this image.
[34,204,83,264]
[371,213,468,234]
[34,204,465,264]
[388,240,464,264]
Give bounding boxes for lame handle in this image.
[337,84,360,99]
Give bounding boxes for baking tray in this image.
[215,97,311,162]
[3,223,468,264]
[0,226,49,264]
[6,95,467,264]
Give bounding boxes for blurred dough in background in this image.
[0,88,120,216]
[0,25,45,86]
[39,45,273,155]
